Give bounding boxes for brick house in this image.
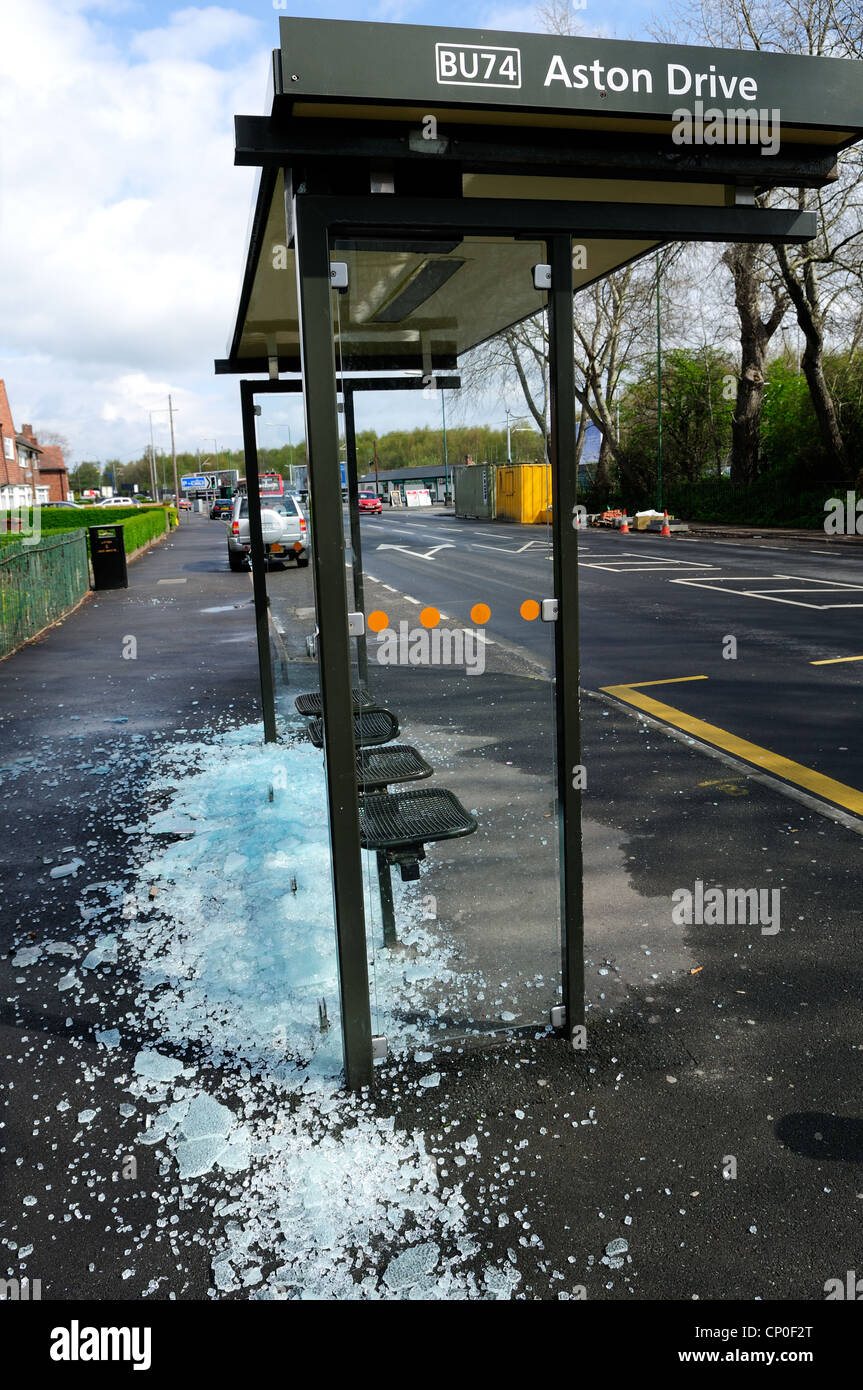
[0,379,71,506]
[0,378,32,508]
[20,427,71,504]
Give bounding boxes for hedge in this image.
[2,506,177,553]
[662,477,832,530]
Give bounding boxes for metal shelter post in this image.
[342,384,368,689]
[293,193,374,1090]
[548,234,586,1043]
[240,381,278,744]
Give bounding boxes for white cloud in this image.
[0,2,266,460]
[130,6,259,62]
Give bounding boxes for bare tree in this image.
[653,0,863,478]
[772,156,863,477]
[721,235,788,483]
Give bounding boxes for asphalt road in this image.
[3,514,862,1307]
[346,509,863,815]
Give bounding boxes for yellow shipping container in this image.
[495,463,552,525]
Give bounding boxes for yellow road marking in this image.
[601,676,863,817]
[621,675,708,688]
[811,654,863,665]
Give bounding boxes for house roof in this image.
[0,379,16,443]
[37,444,68,475]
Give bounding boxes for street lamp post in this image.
[656,251,663,511]
[504,411,533,465]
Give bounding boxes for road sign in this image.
[181,475,208,490]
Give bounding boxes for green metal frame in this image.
[240,380,278,744]
[229,153,823,1089]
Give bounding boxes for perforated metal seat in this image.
[356,745,433,790]
[295,688,373,716]
[306,707,399,749]
[359,788,477,853]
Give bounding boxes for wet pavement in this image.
[1,513,861,1305]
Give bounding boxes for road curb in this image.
[587,687,863,837]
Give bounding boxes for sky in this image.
[0,0,657,467]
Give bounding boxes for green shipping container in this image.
[454,464,496,520]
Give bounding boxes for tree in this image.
[721,235,788,483]
[654,0,863,480]
[619,348,735,497]
[773,160,863,480]
[69,461,100,493]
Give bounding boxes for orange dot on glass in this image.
[471,603,491,626]
[367,610,389,632]
[420,606,440,629]
[520,599,540,621]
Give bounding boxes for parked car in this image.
[210,499,233,520]
[43,500,83,508]
[358,492,383,515]
[227,494,309,571]
[98,495,141,506]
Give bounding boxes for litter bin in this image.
[89,524,128,590]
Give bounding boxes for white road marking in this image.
[375,543,455,560]
[471,540,550,554]
[671,572,863,609]
[580,558,717,572]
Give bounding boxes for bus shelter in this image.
[218,16,863,1088]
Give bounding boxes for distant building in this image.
[0,379,34,508]
[21,427,71,503]
[358,462,450,501]
[579,421,602,464]
[0,379,71,506]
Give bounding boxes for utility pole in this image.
[373,435,379,494]
[441,389,449,504]
[656,252,663,511]
[148,413,158,499]
[168,395,180,515]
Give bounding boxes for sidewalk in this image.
[686,522,863,545]
[1,516,860,1300]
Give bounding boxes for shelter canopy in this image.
[219,17,863,375]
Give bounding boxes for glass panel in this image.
[250,394,312,732]
[333,234,562,1053]
[245,392,344,1073]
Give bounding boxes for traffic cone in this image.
[619,512,629,533]
[660,510,671,537]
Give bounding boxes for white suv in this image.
[227,494,309,571]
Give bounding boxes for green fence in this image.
[0,529,89,659]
